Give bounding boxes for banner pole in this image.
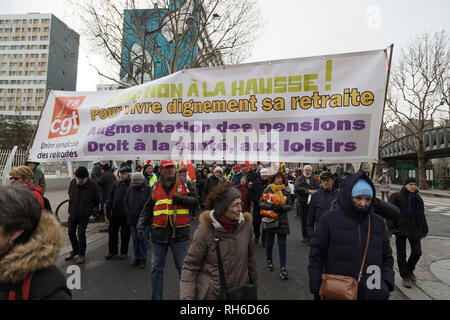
[372,44,394,180]
[24,88,52,164]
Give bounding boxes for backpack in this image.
[8,273,33,300]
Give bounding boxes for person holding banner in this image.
[136,160,199,300]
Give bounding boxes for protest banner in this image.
[28,48,388,163]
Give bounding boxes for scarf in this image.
[214,210,238,234]
[270,183,286,205]
[402,187,425,226]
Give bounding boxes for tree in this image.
[69,0,265,87]
[0,116,35,150]
[384,30,449,189]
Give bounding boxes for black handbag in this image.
[213,230,257,300]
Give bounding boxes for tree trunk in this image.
[417,137,427,189]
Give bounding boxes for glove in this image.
[171,195,185,205]
[136,229,146,243]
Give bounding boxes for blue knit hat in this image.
[351,179,373,198]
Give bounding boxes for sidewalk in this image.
[390,236,450,300]
[374,183,450,199]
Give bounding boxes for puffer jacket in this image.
[0,211,71,300]
[258,184,293,235]
[180,210,258,300]
[308,172,395,300]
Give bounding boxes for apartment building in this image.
[0,13,79,124]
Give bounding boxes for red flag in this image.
[179,160,196,180]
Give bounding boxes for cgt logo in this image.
[48,96,86,139]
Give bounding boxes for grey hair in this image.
[303,165,313,171]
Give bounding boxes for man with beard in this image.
[308,172,394,300]
[294,165,320,243]
[136,160,199,300]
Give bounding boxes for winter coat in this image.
[124,183,152,226]
[308,172,395,300]
[237,184,251,213]
[294,175,320,205]
[379,175,391,192]
[308,187,339,227]
[230,172,244,186]
[68,178,101,220]
[258,184,293,235]
[180,210,257,300]
[31,166,46,192]
[137,177,199,244]
[25,183,44,208]
[96,170,116,203]
[248,175,269,216]
[106,179,131,217]
[0,211,71,300]
[388,189,428,240]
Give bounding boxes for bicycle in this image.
[55,199,105,227]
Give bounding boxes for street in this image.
[54,201,411,300]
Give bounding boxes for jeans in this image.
[151,240,189,300]
[266,233,287,268]
[130,225,150,260]
[67,215,90,257]
[395,234,422,279]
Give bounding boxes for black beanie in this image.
[75,166,89,178]
[403,177,417,186]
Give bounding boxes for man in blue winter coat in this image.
[308,172,395,300]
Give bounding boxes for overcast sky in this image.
[2,0,449,91]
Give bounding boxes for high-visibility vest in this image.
[149,174,157,187]
[152,177,190,228]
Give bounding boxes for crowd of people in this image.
[0,160,429,300]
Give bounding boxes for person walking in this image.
[137,160,199,300]
[25,161,46,193]
[205,166,226,198]
[143,164,158,187]
[229,165,244,186]
[105,166,132,260]
[308,172,395,300]
[259,171,293,280]
[378,172,392,201]
[248,168,270,245]
[96,163,116,232]
[308,171,339,236]
[294,165,320,243]
[0,186,71,300]
[9,166,44,208]
[180,182,257,299]
[65,166,100,264]
[125,173,152,269]
[237,175,251,214]
[388,177,428,288]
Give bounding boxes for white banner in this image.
[28,49,388,163]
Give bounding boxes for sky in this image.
[1,0,449,91]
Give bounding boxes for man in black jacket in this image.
[308,171,339,237]
[66,166,100,264]
[137,160,199,300]
[308,172,395,300]
[294,165,320,242]
[105,166,132,260]
[96,164,116,232]
[389,177,428,288]
[248,168,270,245]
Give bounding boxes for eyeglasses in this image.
[9,176,22,181]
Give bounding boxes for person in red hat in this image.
[230,164,244,186]
[137,160,199,300]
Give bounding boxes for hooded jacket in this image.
[0,211,71,300]
[180,210,257,300]
[308,172,395,300]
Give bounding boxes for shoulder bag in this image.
[214,230,257,300]
[319,215,371,300]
